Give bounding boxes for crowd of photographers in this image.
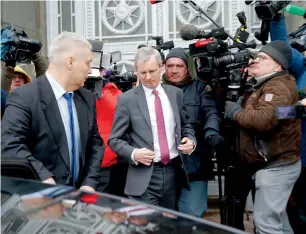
[1,9,306,234]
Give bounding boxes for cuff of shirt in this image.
[131,149,138,165]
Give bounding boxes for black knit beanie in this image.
[166,48,188,65]
[260,40,292,70]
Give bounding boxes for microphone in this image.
[179,24,207,40]
[149,0,165,5]
[283,4,306,17]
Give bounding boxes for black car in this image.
[1,176,247,234]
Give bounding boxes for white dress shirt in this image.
[132,84,178,163]
[46,72,81,175]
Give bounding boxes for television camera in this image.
[180,22,256,103]
[178,0,259,227]
[1,25,42,67]
[85,40,137,95]
[245,1,291,44]
[245,1,291,20]
[145,36,174,63]
[103,58,137,93]
[245,1,306,47]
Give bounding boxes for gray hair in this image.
[134,47,162,69]
[49,31,92,63]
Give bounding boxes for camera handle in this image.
[182,0,236,42]
[255,19,271,45]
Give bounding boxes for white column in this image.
[74,0,86,37]
[46,0,59,52]
[84,0,95,39]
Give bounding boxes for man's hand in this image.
[301,98,306,106]
[80,185,95,193]
[208,134,225,152]
[42,177,56,185]
[177,137,195,155]
[134,148,155,166]
[224,97,244,120]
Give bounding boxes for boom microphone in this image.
[149,0,165,5]
[179,24,206,40]
[283,4,306,17]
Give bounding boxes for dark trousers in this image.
[96,159,128,197]
[129,162,177,210]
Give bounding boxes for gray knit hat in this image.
[260,40,292,70]
[166,48,189,65]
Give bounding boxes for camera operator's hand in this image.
[208,135,231,167]
[301,98,306,106]
[224,97,244,120]
[207,134,225,152]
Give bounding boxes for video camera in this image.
[245,1,292,44]
[245,1,291,20]
[144,36,174,63]
[85,39,137,94]
[180,21,256,102]
[149,36,174,52]
[1,25,42,67]
[103,58,137,93]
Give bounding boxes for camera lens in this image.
[16,49,31,63]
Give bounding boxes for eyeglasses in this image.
[254,54,271,63]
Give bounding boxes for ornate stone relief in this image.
[176,0,221,29]
[101,0,145,35]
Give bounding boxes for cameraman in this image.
[271,13,306,233]
[1,50,48,91]
[163,48,223,217]
[1,25,48,91]
[225,40,301,233]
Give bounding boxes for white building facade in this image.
[46,0,263,72]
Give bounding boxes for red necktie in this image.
[152,89,170,165]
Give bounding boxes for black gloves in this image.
[207,134,230,167]
[208,134,225,152]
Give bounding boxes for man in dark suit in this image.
[1,31,104,192]
[108,47,196,209]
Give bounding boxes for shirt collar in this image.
[255,72,277,82]
[46,71,73,100]
[142,84,163,97]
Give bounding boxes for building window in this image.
[57,0,76,34]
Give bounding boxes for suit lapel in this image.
[73,91,88,166]
[39,76,69,169]
[134,84,152,128]
[162,84,180,126]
